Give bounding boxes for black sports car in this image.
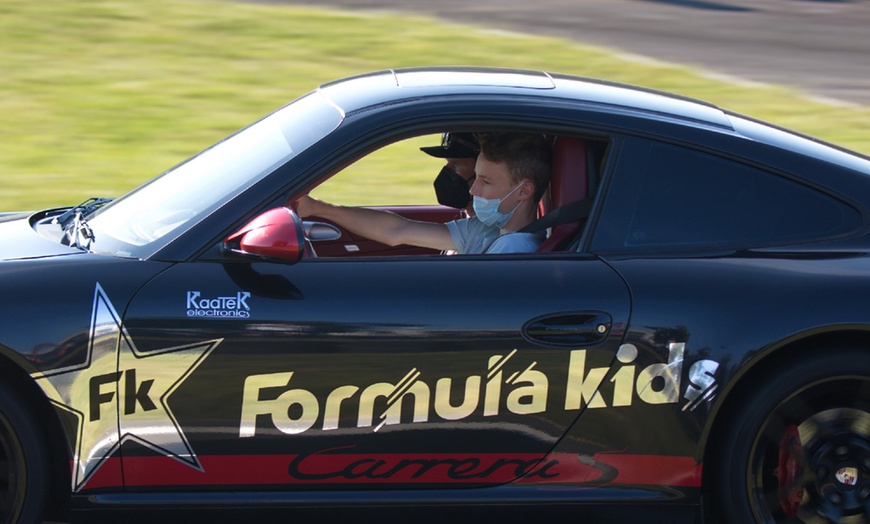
[2,67,869,524]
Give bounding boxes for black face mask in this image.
[433,166,473,209]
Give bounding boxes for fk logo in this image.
[89,369,157,421]
[32,284,222,491]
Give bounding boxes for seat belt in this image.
[518,198,594,234]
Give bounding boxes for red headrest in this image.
[550,137,588,207]
[535,137,589,252]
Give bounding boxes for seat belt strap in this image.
[519,198,593,234]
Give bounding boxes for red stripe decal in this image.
[81,451,701,491]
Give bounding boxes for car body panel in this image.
[112,255,630,490]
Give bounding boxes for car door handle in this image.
[522,311,612,347]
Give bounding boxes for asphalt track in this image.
[279,0,870,107]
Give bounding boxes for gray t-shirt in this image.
[446,217,545,254]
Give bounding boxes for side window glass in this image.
[310,135,442,206]
[592,139,863,252]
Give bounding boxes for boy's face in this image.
[471,154,514,203]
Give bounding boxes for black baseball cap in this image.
[420,132,479,159]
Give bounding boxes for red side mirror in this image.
[223,207,304,263]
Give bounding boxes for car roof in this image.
[316,67,870,174]
[317,66,734,130]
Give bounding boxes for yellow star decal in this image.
[32,284,221,491]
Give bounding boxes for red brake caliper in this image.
[775,424,805,518]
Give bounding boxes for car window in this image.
[310,135,443,206]
[86,91,344,258]
[592,138,863,252]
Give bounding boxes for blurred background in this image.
[2,0,868,209]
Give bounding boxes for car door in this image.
[118,252,629,491]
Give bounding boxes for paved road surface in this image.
[280,0,870,106]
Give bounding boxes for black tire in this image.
[0,382,48,524]
[714,346,870,523]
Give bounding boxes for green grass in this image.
[1,0,869,209]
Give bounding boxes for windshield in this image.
[85,91,344,258]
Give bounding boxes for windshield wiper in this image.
[53,197,113,229]
[53,197,113,250]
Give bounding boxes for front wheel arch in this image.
[0,379,49,524]
[0,355,71,523]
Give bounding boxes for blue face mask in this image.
[472,184,522,228]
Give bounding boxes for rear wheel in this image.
[0,383,48,524]
[715,346,870,523]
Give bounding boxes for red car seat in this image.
[535,137,589,252]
